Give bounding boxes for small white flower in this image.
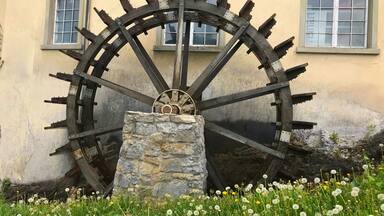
[332,189,342,197]
[245,184,253,192]
[241,197,250,203]
[362,164,369,170]
[351,190,359,197]
[234,184,240,189]
[214,205,221,211]
[187,210,193,216]
[352,187,360,192]
[292,204,300,210]
[27,197,34,203]
[272,198,280,204]
[300,212,307,216]
[255,188,262,193]
[300,178,308,184]
[340,181,347,186]
[215,190,221,195]
[379,143,384,148]
[225,186,231,191]
[265,204,271,209]
[166,209,173,215]
[193,210,199,216]
[378,193,384,200]
[381,203,384,211]
[330,170,337,175]
[335,205,343,211]
[332,208,340,215]
[242,205,247,210]
[247,209,254,215]
[10,203,15,208]
[196,205,203,211]
[326,210,334,216]
[314,177,321,184]
[65,188,70,193]
[262,174,268,179]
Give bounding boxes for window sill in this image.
[296,47,380,55]
[41,43,83,50]
[153,45,223,53]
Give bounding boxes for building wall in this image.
[0,0,383,183]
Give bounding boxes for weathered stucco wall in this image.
[0,0,383,184]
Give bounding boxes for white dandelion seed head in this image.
[193,210,199,216]
[314,177,321,184]
[377,193,384,200]
[330,170,337,175]
[242,205,247,210]
[332,208,340,215]
[272,198,280,204]
[268,187,274,192]
[352,187,360,192]
[65,188,70,193]
[379,143,384,148]
[245,184,253,192]
[166,209,173,215]
[262,174,268,179]
[247,209,254,214]
[362,164,369,170]
[380,204,384,211]
[326,210,334,216]
[241,197,250,203]
[214,205,221,211]
[215,190,221,195]
[340,181,347,186]
[266,204,271,209]
[335,205,343,211]
[300,212,307,216]
[292,204,300,210]
[196,205,203,211]
[187,210,193,216]
[234,184,240,189]
[351,190,359,197]
[255,188,262,193]
[225,186,231,191]
[300,178,308,184]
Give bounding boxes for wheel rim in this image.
[45,0,316,194]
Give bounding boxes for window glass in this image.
[305,0,368,48]
[54,0,80,44]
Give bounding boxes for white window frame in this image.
[53,0,81,45]
[42,0,88,50]
[162,22,220,47]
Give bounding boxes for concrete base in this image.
[113,111,207,198]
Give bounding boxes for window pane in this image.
[165,33,177,44]
[55,22,64,32]
[166,23,177,33]
[338,9,351,20]
[73,21,78,30]
[352,9,366,21]
[64,21,72,31]
[206,34,218,45]
[337,35,351,46]
[73,10,79,21]
[306,21,319,33]
[193,33,205,45]
[307,8,320,21]
[65,10,72,20]
[54,33,63,43]
[74,0,80,9]
[321,0,334,7]
[56,11,64,21]
[318,21,333,33]
[57,0,65,9]
[63,33,71,43]
[353,0,366,7]
[318,34,332,47]
[207,0,217,5]
[66,0,74,9]
[338,21,351,33]
[320,9,333,21]
[71,32,78,43]
[305,33,319,47]
[352,21,365,34]
[308,0,320,7]
[206,25,216,33]
[339,0,352,7]
[351,35,365,47]
[193,23,205,33]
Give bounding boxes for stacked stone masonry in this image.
[113,111,207,198]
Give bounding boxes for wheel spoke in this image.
[199,82,289,111]
[205,122,285,159]
[116,19,169,93]
[187,24,249,99]
[172,0,189,90]
[68,124,123,140]
[75,71,155,106]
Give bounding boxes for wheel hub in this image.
[152,89,197,115]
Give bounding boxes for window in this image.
[54,0,80,44]
[42,0,88,50]
[155,0,225,52]
[298,0,379,54]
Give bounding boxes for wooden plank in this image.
[172,0,186,89]
[68,125,124,140]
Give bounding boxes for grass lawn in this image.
[1,162,384,216]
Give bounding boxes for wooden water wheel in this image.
[45,0,316,195]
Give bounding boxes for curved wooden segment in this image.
[74,71,155,106]
[205,122,286,159]
[68,125,124,140]
[116,19,170,93]
[187,24,249,99]
[199,81,289,111]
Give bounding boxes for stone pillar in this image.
[113,111,207,198]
